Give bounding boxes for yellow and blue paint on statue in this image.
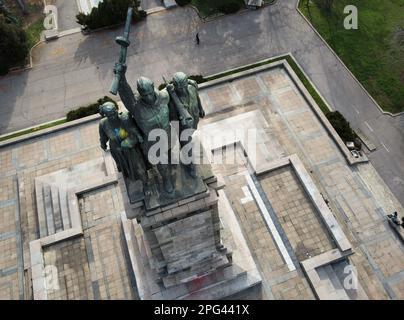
[114,127,131,148]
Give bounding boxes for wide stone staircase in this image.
[34,157,115,239]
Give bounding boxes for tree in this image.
[0,0,18,24]
[0,15,29,74]
[76,0,146,30]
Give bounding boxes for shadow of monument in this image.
[0,70,29,134]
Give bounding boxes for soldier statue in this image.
[166,72,205,178]
[113,63,175,194]
[98,102,150,195]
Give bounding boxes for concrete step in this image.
[35,178,73,238]
[43,185,55,236]
[51,185,63,233]
[58,188,71,230]
[177,265,249,300]
[35,180,48,238]
[163,254,232,288]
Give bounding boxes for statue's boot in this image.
[186,163,197,178]
[158,165,174,194]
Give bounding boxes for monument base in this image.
[121,186,262,299]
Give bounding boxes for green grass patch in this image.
[299,0,404,114]
[25,16,44,50]
[190,0,245,18]
[0,119,66,142]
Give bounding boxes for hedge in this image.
[325,111,357,143]
[0,15,29,75]
[66,96,118,121]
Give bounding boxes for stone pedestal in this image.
[119,163,262,299]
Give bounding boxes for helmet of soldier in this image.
[99,102,118,118]
[172,72,188,89]
[137,77,157,105]
[137,77,155,95]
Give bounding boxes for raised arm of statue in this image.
[114,63,137,114]
[119,76,137,115]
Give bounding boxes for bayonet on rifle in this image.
[109,7,133,95]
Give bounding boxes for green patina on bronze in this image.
[107,67,208,206]
[98,102,148,189]
[100,7,208,205]
[166,71,206,178]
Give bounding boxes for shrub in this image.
[0,15,29,75]
[66,96,118,121]
[76,0,145,30]
[175,0,191,6]
[218,1,243,14]
[189,74,206,84]
[325,111,357,142]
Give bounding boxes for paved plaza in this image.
[0,61,402,300]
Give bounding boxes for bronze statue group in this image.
[99,64,205,197]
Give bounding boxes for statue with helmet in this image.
[102,7,205,199]
[165,72,205,178]
[98,102,150,194]
[113,63,175,195]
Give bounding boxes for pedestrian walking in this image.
[388,211,400,225]
[196,33,200,45]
